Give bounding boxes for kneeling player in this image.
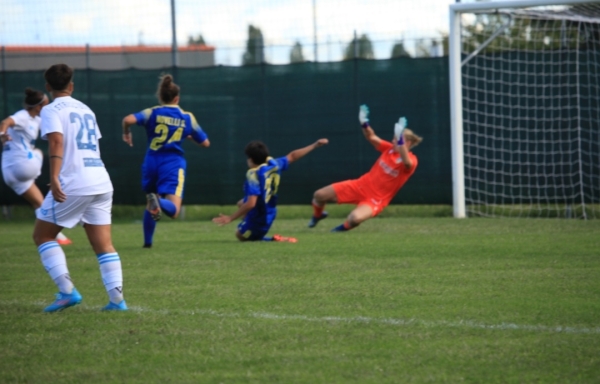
[212,138,328,242]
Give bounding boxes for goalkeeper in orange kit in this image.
[308,105,423,232]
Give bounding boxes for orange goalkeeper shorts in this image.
[332,179,387,216]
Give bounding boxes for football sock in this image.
[332,221,355,232]
[38,241,73,294]
[159,198,176,218]
[108,287,124,304]
[262,237,272,241]
[312,200,325,218]
[55,274,74,294]
[96,252,124,303]
[143,210,156,246]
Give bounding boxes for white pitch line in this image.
[9,301,600,335]
[117,305,600,335]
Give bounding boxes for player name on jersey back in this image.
[156,115,185,127]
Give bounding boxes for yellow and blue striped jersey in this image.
[243,156,289,226]
[134,105,208,155]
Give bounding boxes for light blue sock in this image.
[96,252,123,303]
[38,241,73,293]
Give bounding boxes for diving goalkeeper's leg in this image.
[309,185,336,228]
[331,204,373,232]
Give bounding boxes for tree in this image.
[459,10,589,55]
[242,25,265,65]
[188,34,206,46]
[414,39,431,58]
[440,32,449,56]
[289,41,305,63]
[343,34,374,60]
[391,41,411,58]
[430,40,443,57]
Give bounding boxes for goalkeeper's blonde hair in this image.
[404,129,423,149]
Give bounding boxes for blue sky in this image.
[1,0,460,64]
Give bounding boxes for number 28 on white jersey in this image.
[40,96,113,196]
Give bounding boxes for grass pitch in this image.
[0,210,599,383]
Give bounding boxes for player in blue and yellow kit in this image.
[122,74,210,247]
[212,138,328,242]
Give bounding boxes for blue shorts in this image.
[237,218,272,241]
[142,153,186,197]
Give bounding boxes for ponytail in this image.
[156,74,180,104]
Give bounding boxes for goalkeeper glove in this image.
[359,104,370,128]
[394,117,407,145]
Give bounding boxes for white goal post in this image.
[449,0,600,218]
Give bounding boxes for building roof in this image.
[3,45,215,53]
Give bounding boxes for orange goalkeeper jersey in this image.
[357,140,418,203]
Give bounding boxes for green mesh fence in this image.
[0,58,452,205]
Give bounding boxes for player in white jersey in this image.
[0,88,71,245]
[32,64,127,312]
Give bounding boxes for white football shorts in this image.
[36,191,113,228]
[1,149,43,195]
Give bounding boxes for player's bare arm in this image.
[0,116,15,133]
[361,125,382,149]
[0,116,15,144]
[121,114,136,147]
[47,132,66,202]
[286,138,328,163]
[212,195,258,226]
[186,135,210,147]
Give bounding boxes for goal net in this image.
[449,0,600,218]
